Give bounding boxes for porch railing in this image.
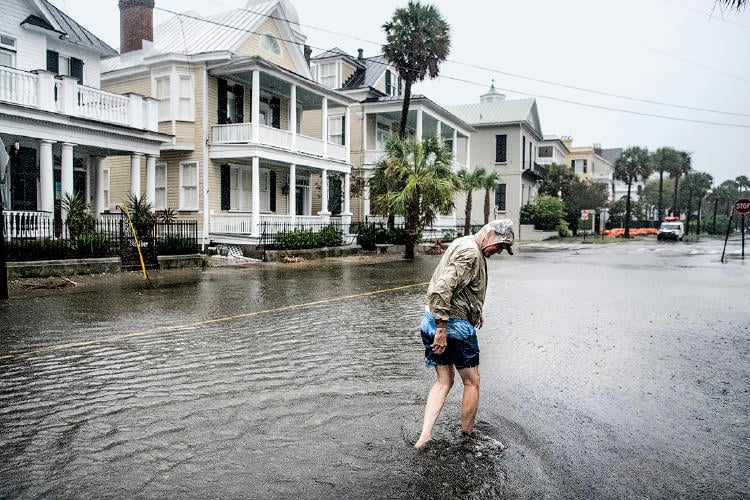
[259,124,292,149]
[297,134,324,157]
[210,213,328,234]
[0,66,158,131]
[2,210,53,238]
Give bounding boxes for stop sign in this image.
[580,210,589,221]
[735,198,750,215]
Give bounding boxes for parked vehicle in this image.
[658,219,684,241]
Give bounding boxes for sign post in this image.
[579,209,592,241]
[735,198,749,259]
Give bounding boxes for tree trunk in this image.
[464,191,472,236]
[484,190,490,224]
[624,183,632,238]
[672,177,680,217]
[404,195,420,261]
[712,198,718,234]
[697,196,703,235]
[658,171,664,222]
[398,80,413,140]
[685,191,693,236]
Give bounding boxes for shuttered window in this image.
[178,75,193,120]
[156,76,170,121]
[495,183,506,212]
[495,135,507,163]
[155,163,167,210]
[179,161,199,210]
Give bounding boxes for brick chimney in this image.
[119,0,155,53]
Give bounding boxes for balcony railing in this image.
[0,66,158,131]
[212,124,348,163]
[210,213,332,235]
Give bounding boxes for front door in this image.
[295,185,304,216]
[10,147,37,211]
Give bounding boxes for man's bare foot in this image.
[414,438,431,449]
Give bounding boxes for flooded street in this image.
[1,238,748,499]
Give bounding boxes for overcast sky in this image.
[50,0,750,185]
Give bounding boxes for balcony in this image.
[212,123,348,163]
[0,66,158,131]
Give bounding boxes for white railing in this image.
[328,143,346,162]
[0,66,38,106]
[259,124,292,150]
[364,149,386,165]
[3,210,53,238]
[77,86,129,125]
[212,123,253,143]
[211,213,338,235]
[298,134,324,157]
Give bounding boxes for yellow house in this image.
[101,0,357,249]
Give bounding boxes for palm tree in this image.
[457,167,485,235]
[481,170,500,224]
[651,147,681,223]
[375,135,456,260]
[382,1,451,138]
[718,0,746,10]
[736,175,750,196]
[681,172,713,236]
[667,151,691,217]
[614,146,652,238]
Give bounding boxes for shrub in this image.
[158,235,197,255]
[274,225,343,250]
[71,233,112,258]
[356,223,388,250]
[557,219,569,237]
[62,192,96,238]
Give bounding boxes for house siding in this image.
[236,17,297,73]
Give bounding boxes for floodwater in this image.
[0,238,748,499]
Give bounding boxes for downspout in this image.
[202,63,209,252]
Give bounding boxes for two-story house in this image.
[0,0,169,237]
[562,137,623,202]
[101,0,357,249]
[538,135,570,167]
[445,85,545,232]
[310,47,474,227]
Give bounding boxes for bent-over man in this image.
[414,219,514,449]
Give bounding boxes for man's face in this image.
[482,243,503,257]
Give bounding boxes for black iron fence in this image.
[2,213,198,263]
[259,221,351,250]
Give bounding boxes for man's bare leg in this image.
[414,365,455,449]
[457,366,480,435]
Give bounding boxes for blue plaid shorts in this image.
[420,311,479,369]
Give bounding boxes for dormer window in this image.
[317,63,337,88]
[260,33,282,56]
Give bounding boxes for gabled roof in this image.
[312,48,389,91]
[30,0,117,56]
[446,97,543,139]
[595,147,623,164]
[103,0,308,75]
[312,47,364,69]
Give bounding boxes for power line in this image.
[147,1,750,129]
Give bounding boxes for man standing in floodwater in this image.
[415,219,514,449]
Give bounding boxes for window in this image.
[178,75,193,121]
[179,161,199,210]
[376,121,391,149]
[522,136,526,168]
[156,76,170,121]
[495,183,506,212]
[328,115,345,145]
[573,159,588,174]
[0,34,16,68]
[538,146,552,158]
[102,168,110,210]
[46,50,83,83]
[384,69,400,96]
[155,163,167,210]
[495,135,507,163]
[385,69,392,95]
[260,33,282,56]
[226,166,271,211]
[318,63,336,88]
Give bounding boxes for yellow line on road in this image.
[0,282,429,361]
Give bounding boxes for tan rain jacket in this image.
[426,235,487,327]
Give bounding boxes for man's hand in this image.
[477,314,485,329]
[431,326,447,355]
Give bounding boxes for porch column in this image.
[130,153,142,197]
[321,96,328,158]
[344,106,351,164]
[362,110,368,152]
[416,108,423,142]
[289,163,296,225]
[452,130,458,166]
[252,69,260,143]
[342,171,352,228]
[465,136,471,170]
[39,139,54,213]
[94,156,106,217]
[436,121,442,142]
[318,168,330,218]
[290,84,297,151]
[145,154,156,208]
[363,171,371,218]
[61,143,74,222]
[251,156,260,236]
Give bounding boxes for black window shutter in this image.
[70,57,84,83]
[46,50,59,73]
[269,171,276,212]
[341,115,346,145]
[220,164,230,210]
[385,70,391,94]
[271,96,281,128]
[218,79,227,124]
[234,84,244,123]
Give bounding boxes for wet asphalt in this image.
[0,237,748,499]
